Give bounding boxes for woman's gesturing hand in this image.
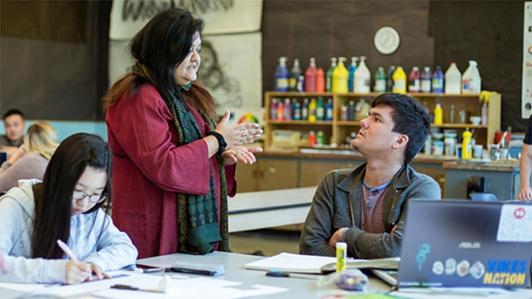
[215,110,263,148]
[222,146,263,165]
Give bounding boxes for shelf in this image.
[266,91,480,98]
[266,120,333,125]
[335,121,361,126]
[431,123,487,129]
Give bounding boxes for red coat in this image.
[106,84,235,258]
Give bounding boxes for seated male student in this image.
[0,109,25,157]
[300,93,441,259]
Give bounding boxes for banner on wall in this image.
[523,1,532,118]
[109,32,262,110]
[109,0,262,39]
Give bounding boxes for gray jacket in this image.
[299,163,441,258]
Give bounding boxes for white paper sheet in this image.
[244,252,337,274]
[23,270,286,299]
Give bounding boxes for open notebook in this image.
[244,252,399,274]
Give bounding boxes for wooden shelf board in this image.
[266,120,333,125]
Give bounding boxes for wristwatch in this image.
[206,131,227,155]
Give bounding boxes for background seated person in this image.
[300,93,441,259]
[0,121,58,193]
[0,109,25,157]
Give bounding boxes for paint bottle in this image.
[348,57,358,92]
[304,57,317,92]
[274,57,289,92]
[432,66,444,93]
[283,98,292,120]
[325,98,333,121]
[332,57,349,93]
[461,129,472,160]
[308,131,316,146]
[462,60,481,93]
[392,66,407,94]
[326,57,337,92]
[374,66,386,93]
[316,68,325,92]
[445,62,461,94]
[354,56,371,94]
[308,98,317,122]
[408,66,420,93]
[434,103,443,125]
[302,98,309,120]
[386,65,396,92]
[289,58,301,91]
[421,66,432,93]
[316,97,325,121]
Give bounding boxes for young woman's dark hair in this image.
[103,8,213,115]
[371,93,431,164]
[31,133,111,259]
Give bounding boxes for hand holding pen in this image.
[57,239,107,284]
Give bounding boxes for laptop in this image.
[397,199,532,288]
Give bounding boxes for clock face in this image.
[374,27,400,55]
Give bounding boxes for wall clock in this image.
[374,26,400,55]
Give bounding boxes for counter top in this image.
[257,149,458,164]
[443,160,519,172]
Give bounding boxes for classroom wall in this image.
[0,0,526,132]
[0,121,107,141]
[261,0,526,131]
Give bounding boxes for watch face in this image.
[374,26,400,55]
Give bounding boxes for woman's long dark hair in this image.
[103,8,214,115]
[32,133,111,259]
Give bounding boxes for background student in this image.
[0,109,25,157]
[0,133,137,284]
[0,121,58,193]
[103,8,262,258]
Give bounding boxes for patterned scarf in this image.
[132,63,228,254]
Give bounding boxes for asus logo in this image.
[458,242,481,249]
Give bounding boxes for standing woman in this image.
[103,8,262,258]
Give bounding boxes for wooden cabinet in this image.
[264,92,501,152]
[236,158,298,192]
[299,159,361,187]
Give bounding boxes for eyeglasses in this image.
[72,190,107,204]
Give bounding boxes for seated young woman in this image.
[0,121,58,193]
[0,133,138,284]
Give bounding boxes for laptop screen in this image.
[398,199,532,288]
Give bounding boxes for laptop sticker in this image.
[497,205,532,242]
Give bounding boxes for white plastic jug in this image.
[354,56,371,94]
[462,60,481,93]
[445,62,462,94]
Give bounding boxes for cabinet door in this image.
[300,160,361,187]
[235,162,260,192]
[258,159,298,191]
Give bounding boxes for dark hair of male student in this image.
[371,93,431,163]
[3,109,25,120]
[103,8,214,115]
[31,133,112,259]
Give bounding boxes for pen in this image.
[168,266,216,276]
[57,239,77,261]
[111,284,165,293]
[266,270,319,280]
